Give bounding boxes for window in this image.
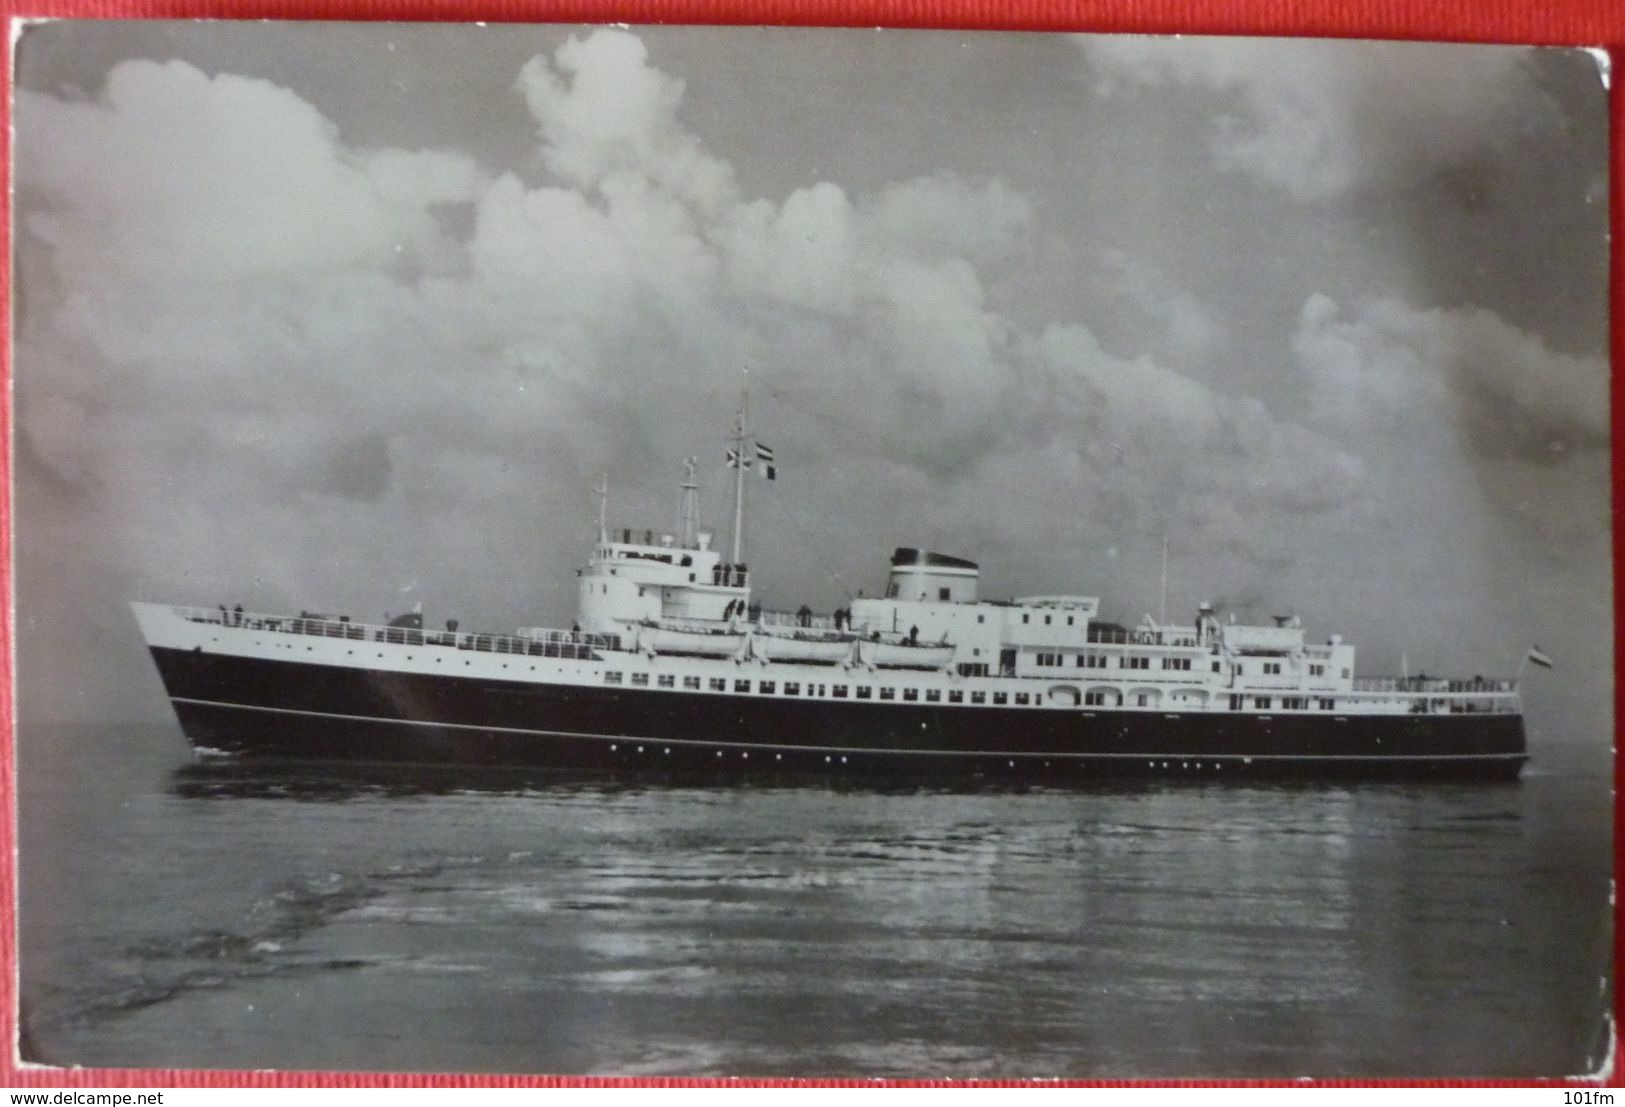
[760,681,776,694]
[604,671,623,684]
[925,689,941,702]
[977,614,985,624]
[1230,694,1244,710]
[970,691,986,704]
[1044,615,1052,625]
[1310,664,1325,677]
[683,675,701,690]
[1067,616,1074,626]
[1022,613,1030,624]
[631,673,649,686]
[1015,692,1030,705]
[948,691,964,703]
[1254,696,1272,709]
[1342,669,1351,679]
[992,692,1008,705]
[1212,661,1221,672]
[1135,693,1150,707]
[1263,662,1282,675]
[1126,656,1149,670]
[1319,698,1336,710]
[833,685,848,698]
[879,687,895,701]
[939,587,950,601]
[1085,691,1106,706]
[886,582,899,598]
[784,681,801,695]
[657,674,675,688]
[1283,696,1307,709]
[902,688,918,701]
[856,686,872,699]
[709,678,726,691]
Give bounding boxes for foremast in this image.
[728,376,750,565]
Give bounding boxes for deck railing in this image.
[173,606,619,659]
[756,608,841,631]
[1353,676,1517,694]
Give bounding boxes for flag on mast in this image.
[725,447,751,470]
[755,442,777,480]
[1526,645,1554,669]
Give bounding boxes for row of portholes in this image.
[594,746,1239,773]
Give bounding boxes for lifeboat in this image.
[858,637,955,670]
[751,629,855,665]
[636,621,746,658]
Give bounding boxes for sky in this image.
[10,24,1612,764]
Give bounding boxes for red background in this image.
[0,0,1617,1089]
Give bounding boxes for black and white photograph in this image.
[11,22,1613,1077]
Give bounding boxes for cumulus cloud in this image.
[16,60,482,282]
[1294,293,1609,457]
[1079,38,1558,201]
[1096,249,1225,367]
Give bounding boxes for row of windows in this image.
[1046,652,1200,670]
[607,671,1345,712]
[1020,612,1077,626]
[1229,694,1339,711]
[1243,660,1340,678]
[603,671,1050,705]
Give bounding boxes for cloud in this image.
[1293,293,1609,457]
[517,30,739,217]
[1291,293,1610,561]
[1097,249,1225,367]
[16,60,482,283]
[1079,38,1558,201]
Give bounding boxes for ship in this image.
[133,395,1530,782]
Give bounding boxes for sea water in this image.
[17,724,1613,1078]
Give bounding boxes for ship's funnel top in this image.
[891,548,979,572]
[886,548,979,603]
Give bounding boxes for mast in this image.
[679,456,700,548]
[597,474,609,544]
[1159,533,1168,628]
[729,374,749,565]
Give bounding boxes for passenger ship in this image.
[134,401,1529,782]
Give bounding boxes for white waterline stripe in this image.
[170,697,1526,762]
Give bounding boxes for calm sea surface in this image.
[18,724,1613,1078]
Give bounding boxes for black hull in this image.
[149,648,1529,783]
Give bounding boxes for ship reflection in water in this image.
[19,734,1603,1078]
